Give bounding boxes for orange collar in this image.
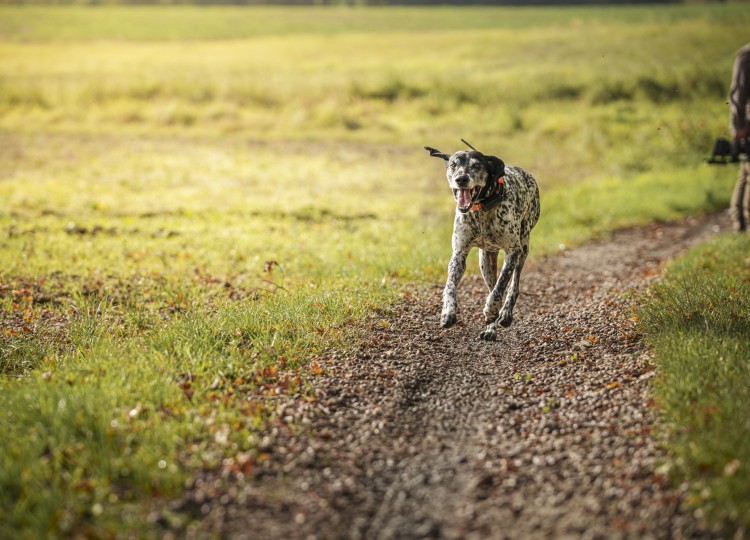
[470,176,505,212]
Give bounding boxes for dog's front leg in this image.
[441,247,469,328]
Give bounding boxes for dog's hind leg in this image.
[497,242,529,328]
[480,249,519,340]
[479,250,498,292]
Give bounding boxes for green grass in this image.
[638,234,750,531]
[0,4,747,536]
[1,4,745,180]
[0,5,743,41]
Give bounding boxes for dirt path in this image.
[176,213,728,539]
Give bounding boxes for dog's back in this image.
[503,165,540,234]
[458,165,539,255]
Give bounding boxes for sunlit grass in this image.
[1,5,742,41]
[0,5,744,184]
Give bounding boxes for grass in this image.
[0,5,743,41]
[638,234,750,531]
[0,4,747,536]
[0,5,744,175]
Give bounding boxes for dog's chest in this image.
[455,206,520,251]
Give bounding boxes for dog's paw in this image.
[498,308,513,328]
[440,311,457,329]
[479,328,497,341]
[479,325,497,341]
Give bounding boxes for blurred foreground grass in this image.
[0,4,746,536]
[639,234,750,531]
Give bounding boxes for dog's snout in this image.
[455,175,470,187]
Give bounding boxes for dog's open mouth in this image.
[455,187,479,212]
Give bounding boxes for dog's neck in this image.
[467,174,505,212]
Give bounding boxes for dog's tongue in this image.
[457,189,473,209]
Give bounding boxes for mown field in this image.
[0,4,747,536]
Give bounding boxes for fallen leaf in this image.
[723,459,740,477]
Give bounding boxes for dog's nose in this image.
[455,175,470,187]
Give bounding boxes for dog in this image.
[425,141,540,341]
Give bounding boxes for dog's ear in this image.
[485,155,505,179]
[424,146,450,161]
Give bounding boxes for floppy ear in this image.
[485,155,505,179]
[424,146,450,161]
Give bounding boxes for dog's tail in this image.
[425,140,483,160]
[461,139,478,152]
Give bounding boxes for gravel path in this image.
[177,213,728,539]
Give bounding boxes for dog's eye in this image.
[471,163,481,170]
[449,162,457,170]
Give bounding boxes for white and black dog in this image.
[425,141,540,341]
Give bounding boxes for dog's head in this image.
[425,145,505,213]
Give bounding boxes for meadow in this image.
[0,4,747,536]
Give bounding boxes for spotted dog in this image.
[425,142,540,341]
